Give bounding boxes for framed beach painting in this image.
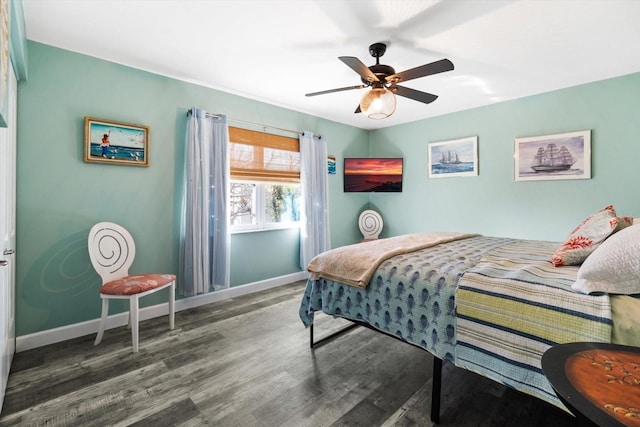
[428,136,478,178]
[514,130,590,181]
[84,117,150,167]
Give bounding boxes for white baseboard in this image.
[15,271,308,352]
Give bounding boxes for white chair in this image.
[359,209,384,241]
[88,222,175,353]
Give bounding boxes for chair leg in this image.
[130,295,139,353]
[169,282,175,330]
[94,298,109,346]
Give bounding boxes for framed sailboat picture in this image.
[428,136,478,178]
[514,130,590,181]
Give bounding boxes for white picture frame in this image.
[428,136,478,178]
[514,130,591,181]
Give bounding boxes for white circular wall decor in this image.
[358,209,383,240]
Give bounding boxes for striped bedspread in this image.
[455,240,613,410]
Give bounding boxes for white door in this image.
[0,64,17,413]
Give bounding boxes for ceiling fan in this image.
[305,42,454,119]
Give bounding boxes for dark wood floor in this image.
[1,281,584,426]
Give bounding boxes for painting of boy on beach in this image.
[84,117,150,166]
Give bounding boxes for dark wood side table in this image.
[542,342,640,427]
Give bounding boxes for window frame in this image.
[229,180,301,233]
[228,126,301,233]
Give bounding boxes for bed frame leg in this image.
[431,357,442,424]
[310,320,442,422]
[310,323,314,348]
[309,321,359,349]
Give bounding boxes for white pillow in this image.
[572,224,640,294]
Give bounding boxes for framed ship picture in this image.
[428,136,478,178]
[514,130,591,182]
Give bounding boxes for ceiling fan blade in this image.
[305,84,367,97]
[385,58,454,84]
[392,85,439,104]
[339,56,380,83]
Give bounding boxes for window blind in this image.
[229,126,300,183]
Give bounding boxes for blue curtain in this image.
[299,131,331,270]
[180,108,230,295]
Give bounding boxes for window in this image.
[230,182,301,230]
[228,127,301,231]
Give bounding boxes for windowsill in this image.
[230,224,301,234]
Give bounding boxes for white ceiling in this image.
[21,0,640,130]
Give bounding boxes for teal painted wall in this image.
[368,72,640,241]
[230,229,300,286]
[18,40,639,338]
[15,42,368,336]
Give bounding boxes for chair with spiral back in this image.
[88,222,176,353]
[358,209,384,242]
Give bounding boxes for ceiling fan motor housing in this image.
[363,43,395,86]
[364,64,396,86]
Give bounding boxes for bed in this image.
[298,207,640,422]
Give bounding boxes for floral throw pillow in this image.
[551,205,622,267]
[616,216,634,231]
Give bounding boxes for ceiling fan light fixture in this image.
[360,88,396,119]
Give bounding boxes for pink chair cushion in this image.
[100,274,176,295]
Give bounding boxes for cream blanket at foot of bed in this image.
[307,231,478,288]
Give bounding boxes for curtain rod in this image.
[187,108,302,136]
